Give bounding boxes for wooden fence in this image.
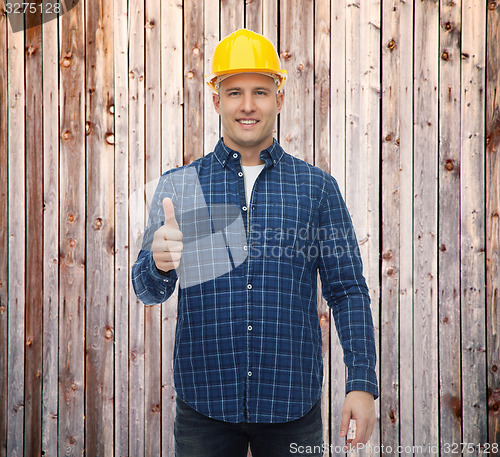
[0,0,499,456]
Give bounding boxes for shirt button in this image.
[242,206,248,211]
[243,245,248,251]
[248,325,253,331]
[248,371,252,377]
[160,291,164,294]
[233,153,238,159]
[247,284,252,290]
[238,171,243,177]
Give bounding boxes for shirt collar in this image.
[214,138,284,169]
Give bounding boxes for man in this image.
[132,29,378,456]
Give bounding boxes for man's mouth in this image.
[237,119,258,125]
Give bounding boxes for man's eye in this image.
[256,91,267,96]
[228,92,240,96]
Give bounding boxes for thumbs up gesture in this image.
[152,198,183,274]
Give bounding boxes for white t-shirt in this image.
[241,164,265,207]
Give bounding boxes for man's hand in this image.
[339,390,375,447]
[152,198,183,274]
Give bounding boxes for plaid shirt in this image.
[132,138,378,423]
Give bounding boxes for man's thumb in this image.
[162,197,179,228]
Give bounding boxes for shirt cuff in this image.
[146,250,178,285]
[346,366,379,399]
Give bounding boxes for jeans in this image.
[174,397,324,457]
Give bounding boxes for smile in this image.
[237,119,258,125]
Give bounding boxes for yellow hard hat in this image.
[205,29,287,93]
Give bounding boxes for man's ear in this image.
[213,93,221,114]
[276,91,284,114]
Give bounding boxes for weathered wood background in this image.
[0,0,499,456]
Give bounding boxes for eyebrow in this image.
[224,86,273,92]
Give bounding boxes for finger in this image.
[162,197,179,229]
[339,408,351,438]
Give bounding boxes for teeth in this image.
[239,120,257,125]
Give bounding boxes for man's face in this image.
[212,73,284,155]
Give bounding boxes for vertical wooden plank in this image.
[486,0,500,445]
[41,0,60,455]
[85,0,115,454]
[0,2,8,455]
[245,0,262,33]
[204,0,219,156]
[397,0,414,450]
[380,0,400,453]
[329,0,346,451]
[59,0,86,455]
[6,12,25,457]
[438,0,462,448]
[114,0,129,452]
[220,0,243,37]
[184,0,204,164]
[413,0,439,450]
[145,0,162,453]
[345,2,380,455]
[261,0,277,49]
[24,7,43,457]
[161,0,183,454]
[314,0,331,451]
[460,0,487,449]
[128,0,146,451]
[280,0,314,163]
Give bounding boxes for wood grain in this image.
[0,2,8,455]
[85,0,115,453]
[41,2,60,456]
[58,0,86,454]
[6,8,25,457]
[413,0,439,450]
[486,0,500,445]
[24,7,43,457]
[461,1,487,450]
[438,0,462,448]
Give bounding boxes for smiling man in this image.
[132,29,378,457]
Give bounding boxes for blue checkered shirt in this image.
[132,138,378,423]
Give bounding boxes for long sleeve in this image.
[317,175,378,399]
[132,172,179,306]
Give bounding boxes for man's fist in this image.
[152,198,183,274]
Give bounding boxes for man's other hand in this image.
[152,198,183,274]
[339,390,375,447]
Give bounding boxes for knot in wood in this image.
[186,71,194,80]
[27,46,37,56]
[61,56,72,68]
[192,46,200,56]
[94,218,103,230]
[445,22,452,31]
[382,250,392,260]
[105,132,115,145]
[298,63,304,71]
[85,121,92,136]
[386,268,394,276]
[145,20,155,29]
[488,1,497,11]
[387,39,396,51]
[68,238,77,248]
[62,130,72,141]
[67,212,77,224]
[385,134,392,142]
[445,159,454,171]
[441,50,449,61]
[104,326,114,340]
[26,338,32,347]
[281,51,291,60]
[108,104,115,115]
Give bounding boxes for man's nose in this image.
[240,93,256,112]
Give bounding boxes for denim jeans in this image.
[174,397,324,457]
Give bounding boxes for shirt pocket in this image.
[253,197,318,256]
